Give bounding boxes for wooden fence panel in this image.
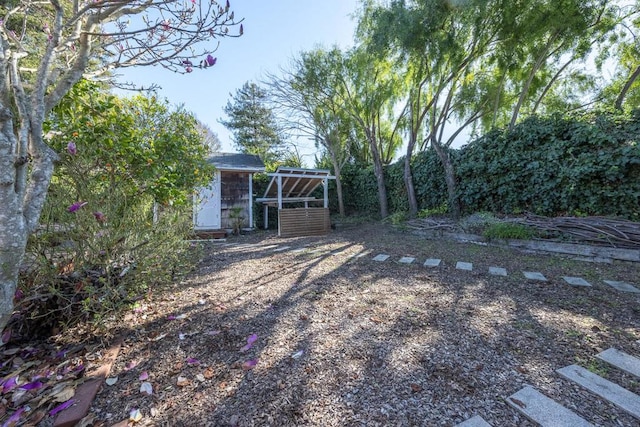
[278,208,330,238]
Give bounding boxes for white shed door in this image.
[194,172,221,230]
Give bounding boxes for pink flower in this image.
[186,67,193,73]
[67,201,87,213]
[67,142,77,155]
[206,55,216,67]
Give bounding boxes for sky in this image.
[116,0,360,165]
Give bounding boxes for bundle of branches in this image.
[405,217,460,231]
[515,215,640,249]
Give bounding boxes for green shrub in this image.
[483,222,537,240]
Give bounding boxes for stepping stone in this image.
[423,258,441,267]
[488,267,507,276]
[507,386,593,427]
[563,276,592,287]
[523,271,547,281]
[372,254,390,262]
[557,364,640,419]
[455,415,492,427]
[353,250,372,259]
[596,348,640,378]
[603,280,640,293]
[398,257,415,264]
[273,246,291,252]
[456,261,473,271]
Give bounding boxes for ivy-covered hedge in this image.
[457,112,640,220]
[337,111,640,220]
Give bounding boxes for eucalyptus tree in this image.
[357,0,502,218]
[267,48,358,216]
[493,0,623,129]
[0,0,241,337]
[341,47,404,218]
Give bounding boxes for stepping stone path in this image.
[424,258,441,267]
[596,348,640,378]
[372,254,390,262]
[562,276,592,287]
[359,253,639,296]
[502,347,640,425]
[488,266,507,276]
[455,415,492,426]
[507,386,593,426]
[523,271,547,281]
[456,261,473,271]
[557,364,640,419]
[603,280,640,293]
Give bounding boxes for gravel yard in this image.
[88,222,640,426]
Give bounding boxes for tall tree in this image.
[220,81,284,169]
[0,0,241,337]
[358,0,500,218]
[267,48,360,216]
[341,47,403,218]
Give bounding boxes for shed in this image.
[193,153,265,231]
[257,167,335,237]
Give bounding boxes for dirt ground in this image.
[5,222,640,426]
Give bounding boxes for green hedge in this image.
[337,111,640,220]
[457,112,640,219]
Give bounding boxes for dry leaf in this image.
[51,385,75,403]
[410,383,422,393]
[203,367,215,379]
[176,376,190,387]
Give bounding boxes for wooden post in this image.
[323,178,328,208]
[277,174,282,236]
[248,173,254,229]
[264,205,268,229]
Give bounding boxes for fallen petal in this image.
[140,381,153,395]
[186,357,200,365]
[4,406,25,426]
[125,360,138,370]
[206,330,221,336]
[242,359,258,370]
[129,408,143,422]
[49,399,75,416]
[105,377,118,386]
[139,371,149,381]
[20,380,44,390]
[2,376,18,394]
[291,350,304,359]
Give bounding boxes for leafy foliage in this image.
[457,111,640,220]
[10,83,211,338]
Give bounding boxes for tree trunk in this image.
[615,65,640,111]
[0,112,26,339]
[367,132,388,218]
[431,140,460,219]
[404,133,418,218]
[333,160,345,216]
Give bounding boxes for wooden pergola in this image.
[256,167,335,237]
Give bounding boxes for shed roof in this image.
[257,166,334,203]
[208,152,265,172]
